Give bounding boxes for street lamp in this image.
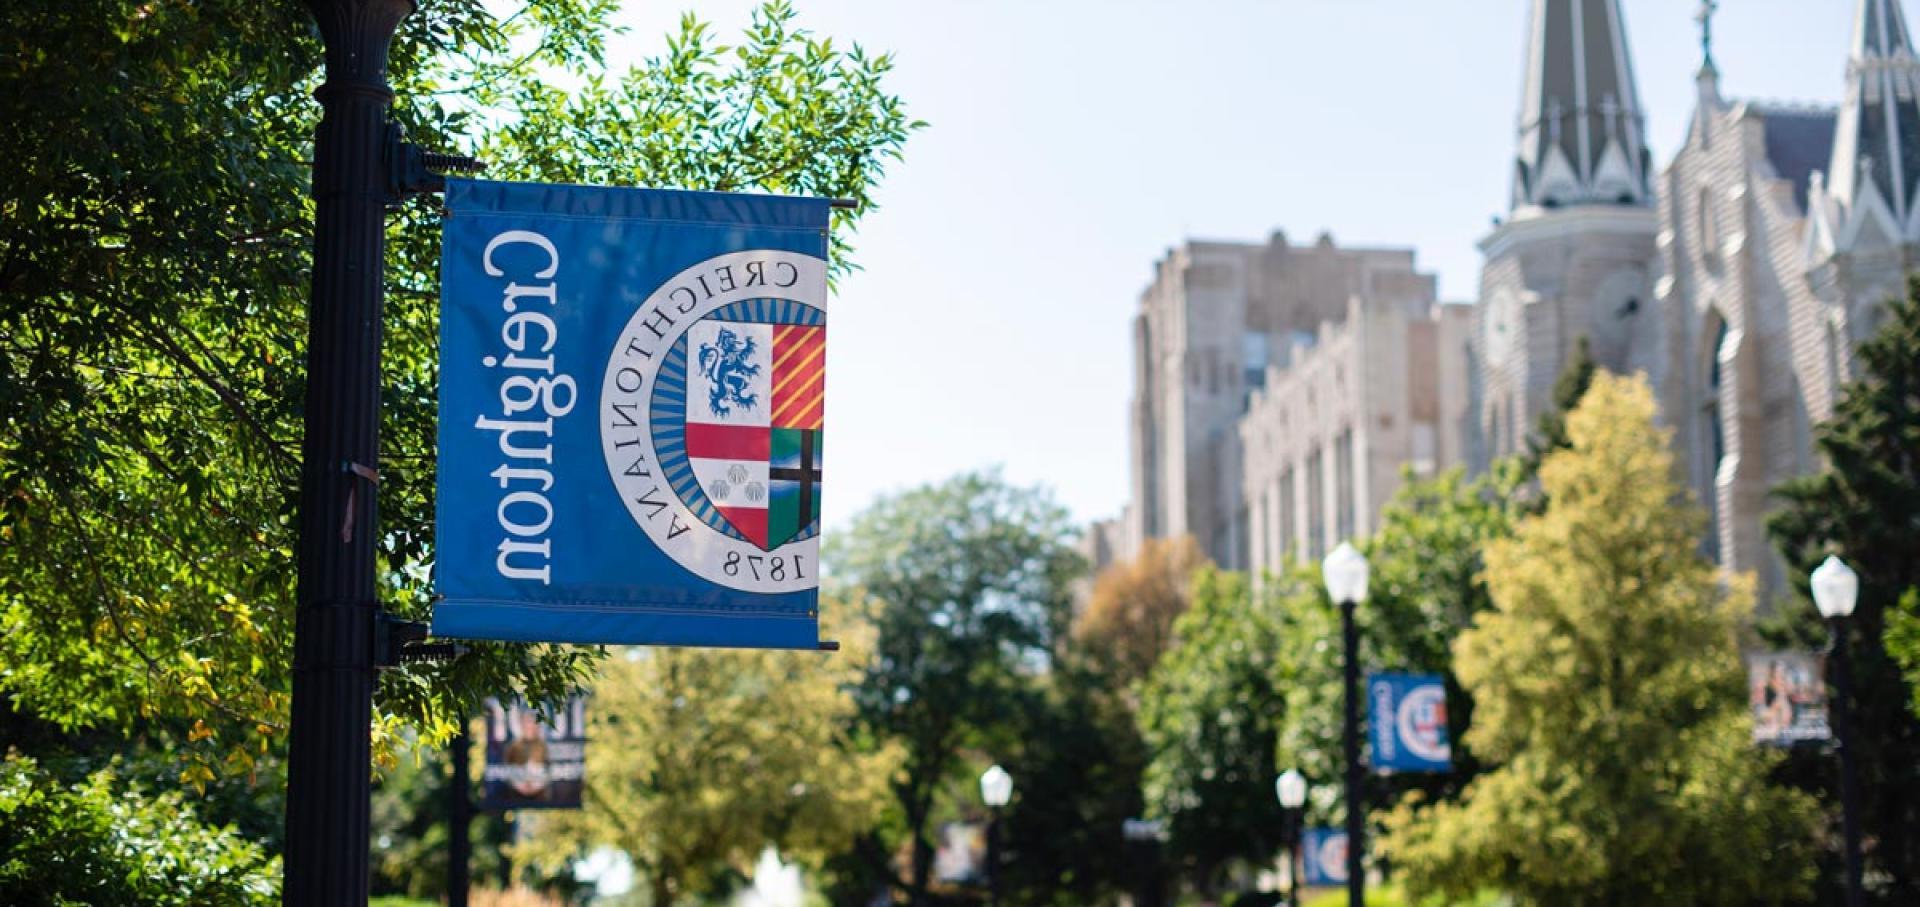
[980,765,1013,907]
[1812,555,1864,907]
[1322,541,1369,907]
[1276,769,1308,907]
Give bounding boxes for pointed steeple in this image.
[1511,0,1653,214]
[1692,0,1725,142]
[1827,0,1920,229]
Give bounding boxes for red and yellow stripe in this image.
[771,325,825,430]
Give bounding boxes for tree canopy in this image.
[1075,535,1208,690]
[1137,568,1288,890]
[0,0,917,792]
[523,612,898,906]
[1383,372,1817,906]
[825,469,1083,904]
[0,754,280,906]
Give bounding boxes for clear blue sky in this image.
[604,1,1855,530]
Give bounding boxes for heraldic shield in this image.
[656,299,825,551]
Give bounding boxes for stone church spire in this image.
[1511,0,1653,214]
[1826,0,1920,231]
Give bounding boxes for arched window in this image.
[1702,309,1731,561]
[1698,187,1719,258]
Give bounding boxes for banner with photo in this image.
[1368,672,1452,773]
[1748,652,1830,746]
[480,694,587,810]
[433,179,833,649]
[931,821,988,887]
[1303,828,1350,886]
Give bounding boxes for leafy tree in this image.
[1769,279,1920,903]
[1381,373,1818,905]
[993,650,1152,906]
[1137,568,1288,892]
[1074,535,1208,689]
[519,611,898,906]
[0,0,915,789]
[825,470,1083,905]
[0,754,279,905]
[367,737,512,901]
[1270,467,1511,828]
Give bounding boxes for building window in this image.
[1279,468,1296,564]
[1335,429,1356,542]
[1702,310,1730,561]
[1698,187,1719,258]
[1251,489,1270,577]
[1306,449,1325,561]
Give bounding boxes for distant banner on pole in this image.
[480,694,586,811]
[1748,652,1830,745]
[931,821,988,886]
[1369,672,1452,773]
[1303,828,1350,886]
[432,179,831,649]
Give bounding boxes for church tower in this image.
[1806,0,1920,350]
[1474,0,1660,464]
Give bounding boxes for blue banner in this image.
[1302,828,1350,886]
[1368,672,1452,773]
[432,179,831,649]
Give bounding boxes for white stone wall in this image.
[1124,233,1437,571]
[1239,299,1468,581]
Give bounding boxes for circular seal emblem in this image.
[1395,684,1450,763]
[600,249,828,594]
[1315,833,1350,883]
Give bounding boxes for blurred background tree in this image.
[824,469,1083,905]
[1383,373,1817,905]
[1136,568,1288,894]
[520,615,898,906]
[1769,280,1920,904]
[1075,536,1207,690]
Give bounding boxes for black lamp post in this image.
[1322,541,1370,907]
[1812,555,1865,907]
[980,765,1013,907]
[285,2,413,903]
[1276,769,1308,907]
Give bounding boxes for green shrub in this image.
[0,754,279,906]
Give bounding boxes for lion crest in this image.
[695,327,762,417]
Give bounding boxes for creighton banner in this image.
[1369,672,1452,773]
[1302,828,1349,886]
[433,179,831,649]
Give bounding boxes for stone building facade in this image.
[1102,0,1912,603]
[1122,234,1438,571]
[1240,299,1473,581]
[1474,0,1912,600]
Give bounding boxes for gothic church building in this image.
[1103,0,1917,603]
[1479,0,1915,597]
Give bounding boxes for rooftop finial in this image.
[1696,0,1719,71]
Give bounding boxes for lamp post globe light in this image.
[980,765,1013,907]
[1276,768,1307,810]
[1322,541,1368,907]
[1276,769,1307,907]
[1812,554,1859,619]
[1812,555,1864,907]
[980,764,1013,808]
